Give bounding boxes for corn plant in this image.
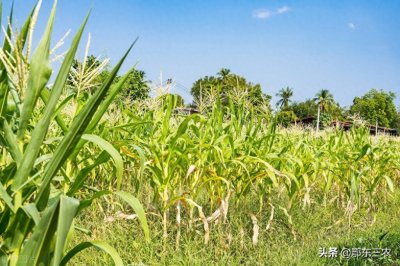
[101,89,399,244]
[0,1,148,265]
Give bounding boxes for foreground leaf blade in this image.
[115,191,150,242]
[60,241,124,266]
[81,134,123,190]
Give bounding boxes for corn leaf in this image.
[81,134,123,189]
[0,182,14,210]
[67,151,110,196]
[12,8,90,192]
[1,119,22,162]
[69,63,138,160]
[21,203,40,225]
[17,0,56,139]
[35,43,134,210]
[53,196,80,266]
[60,241,123,266]
[16,197,60,265]
[115,191,150,242]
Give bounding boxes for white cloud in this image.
[252,6,290,19]
[348,22,356,30]
[252,9,272,19]
[277,6,290,14]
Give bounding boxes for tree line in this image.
[73,58,400,131]
[190,68,400,131]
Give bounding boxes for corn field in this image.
[103,94,400,241]
[0,1,399,265]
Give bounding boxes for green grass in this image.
[69,188,400,265]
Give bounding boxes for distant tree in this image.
[395,109,400,131]
[275,110,297,127]
[217,68,232,82]
[291,97,344,129]
[120,70,150,101]
[70,55,102,71]
[313,89,335,131]
[84,55,101,69]
[350,89,398,128]
[290,99,318,118]
[276,87,294,110]
[191,68,270,107]
[314,89,334,112]
[191,76,220,102]
[328,103,346,121]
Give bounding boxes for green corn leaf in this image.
[17,0,56,139]
[77,190,111,213]
[114,191,150,242]
[2,207,34,252]
[356,144,371,161]
[53,196,80,266]
[40,88,68,132]
[75,190,150,242]
[0,1,14,119]
[0,78,9,119]
[1,119,22,163]
[69,63,138,160]
[54,93,75,116]
[60,241,123,266]
[0,249,7,266]
[21,203,40,225]
[171,114,198,145]
[161,95,175,140]
[0,162,16,190]
[34,153,53,167]
[16,197,60,266]
[12,8,90,192]
[121,145,146,192]
[0,182,14,210]
[379,231,389,242]
[35,43,134,210]
[0,208,11,235]
[81,134,123,189]
[86,45,138,132]
[67,151,110,196]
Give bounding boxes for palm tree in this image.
[217,68,231,81]
[313,89,334,132]
[276,87,293,110]
[216,68,233,99]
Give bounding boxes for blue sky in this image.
[3,0,400,107]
